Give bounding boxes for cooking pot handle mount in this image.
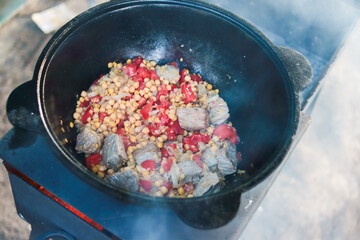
[173,189,242,229]
[275,46,313,93]
[6,80,44,134]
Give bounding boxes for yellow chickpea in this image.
[108,99,114,105]
[135,121,142,127]
[129,116,136,124]
[108,88,114,95]
[130,135,137,143]
[113,103,119,109]
[109,121,117,128]
[134,94,141,101]
[75,107,83,113]
[103,117,110,124]
[73,112,80,119]
[142,127,150,134]
[94,122,101,128]
[101,82,108,89]
[150,86,157,92]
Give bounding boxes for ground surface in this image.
[0,0,359,240]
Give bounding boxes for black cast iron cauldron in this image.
[6,0,312,231]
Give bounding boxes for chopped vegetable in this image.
[141,160,155,171]
[140,180,152,192]
[132,56,143,68]
[162,158,173,172]
[85,154,101,168]
[213,124,239,144]
[181,82,196,103]
[125,63,137,76]
[81,106,93,124]
[137,67,151,79]
[140,98,155,120]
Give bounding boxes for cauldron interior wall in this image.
[43,4,291,192]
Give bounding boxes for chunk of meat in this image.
[75,127,102,154]
[106,170,139,192]
[201,141,238,176]
[166,162,181,188]
[178,161,202,184]
[193,172,219,197]
[176,107,209,131]
[197,83,208,98]
[217,148,236,175]
[101,134,128,169]
[201,147,218,172]
[223,141,238,166]
[206,92,230,125]
[133,143,161,165]
[155,64,180,84]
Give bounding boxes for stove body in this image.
[1,0,359,239]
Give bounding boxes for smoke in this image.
[208,0,359,59]
[206,0,359,106]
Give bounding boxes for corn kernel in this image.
[130,135,137,143]
[97,171,105,178]
[155,180,162,187]
[91,165,99,173]
[98,166,106,172]
[160,186,168,194]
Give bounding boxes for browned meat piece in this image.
[201,141,237,176]
[217,148,236,175]
[155,64,180,84]
[166,162,181,188]
[101,134,128,169]
[206,92,230,125]
[106,170,139,192]
[193,172,219,197]
[75,127,102,154]
[201,147,218,172]
[178,161,202,183]
[176,107,209,131]
[133,143,161,165]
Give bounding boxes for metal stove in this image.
[1,0,359,239]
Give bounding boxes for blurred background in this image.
[0,0,359,239]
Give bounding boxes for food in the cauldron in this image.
[72,57,242,198]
